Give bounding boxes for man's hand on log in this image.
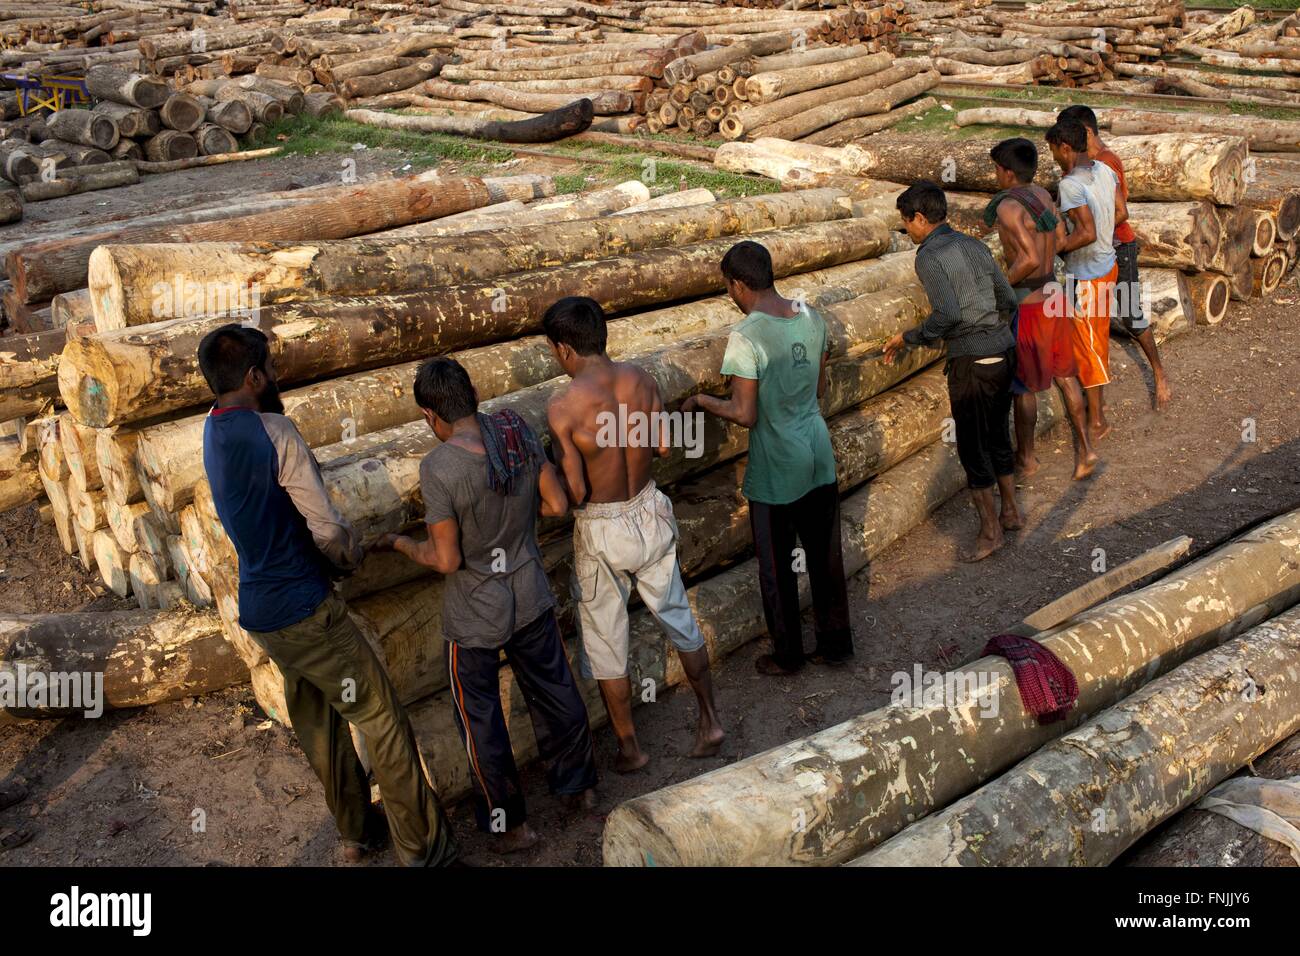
[883,333,908,365]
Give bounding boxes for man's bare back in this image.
[995,184,1059,305]
[548,358,666,505]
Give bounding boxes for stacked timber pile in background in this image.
[715,130,1295,337]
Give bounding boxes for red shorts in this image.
[1014,295,1076,394]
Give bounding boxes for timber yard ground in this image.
[2,142,1299,868]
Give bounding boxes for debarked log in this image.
[854,604,1300,866]
[0,608,246,717]
[59,216,895,427]
[599,507,1300,866]
[87,189,852,329]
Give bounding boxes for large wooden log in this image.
[84,65,170,109]
[418,78,633,115]
[19,164,139,202]
[0,609,245,717]
[745,51,894,105]
[600,508,1300,866]
[87,189,852,330]
[92,101,159,139]
[1126,200,1222,272]
[158,93,205,133]
[802,97,939,149]
[9,171,519,303]
[0,435,40,514]
[59,217,894,428]
[1187,272,1231,325]
[142,130,197,162]
[846,133,1249,205]
[343,98,594,143]
[0,327,61,421]
[45,110,120,151]
[855,605,1300,867]
[1108,107,1300,154]
[752,69,940,143]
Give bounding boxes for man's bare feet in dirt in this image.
[1154,374,1172,411]
[1090,421,1113,443]
[614,746,650,774]
[690,721,725,758]
[0,827,33,854]
[1073,450,1099,481]
[1000,502,1024,532]
[562,789,598,814]
[493,823,541,855]
[963,528,1004,563]
[1015,454,1040,478]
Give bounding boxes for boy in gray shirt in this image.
[380,357,597,854]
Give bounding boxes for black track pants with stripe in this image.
[446,609,598,833]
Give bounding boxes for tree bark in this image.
[1186,271,1230,325]
[45,110,120,150]
[802,97,938,148]
[1109,108,1300,153]
[20,164,139,202]
[93,100,160,139]
[158,92,206,133]
[854,606,1300,867]
[9,171,512,302]
[745,51,894,105]
[88,189,851,329]
[751,69,939,142]
[600,507,1300,866]
[0,328,62,421]
[0,608,245,716]
[143,130,197,162]
[60,217,892,427]
[1126,200,1222,272]
[343,98,594,143]
[0,436,40,514]
[84,65,170,109]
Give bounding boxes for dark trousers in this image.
[248,592,457,867]
[947,349,1016,490]
[446,608,597,834]
[749,481,853,671]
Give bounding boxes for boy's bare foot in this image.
[493,823,541,855]
[1000,506,1024,532]
[963,528,1004,563]
[614,747,650,774]
[1073,448,1099,480]
[690,723,725,758]
[1154,375,1171,411]
[1090,421,1113,443]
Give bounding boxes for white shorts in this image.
[571,481,705,680]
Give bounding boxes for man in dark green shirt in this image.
[684,240,852,675]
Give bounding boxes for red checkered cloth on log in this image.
[982,633,1079,724]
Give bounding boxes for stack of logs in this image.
[0,165,1007,806]
[714,129,1298,339]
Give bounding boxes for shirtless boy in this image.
[987,137,1097,480]
[543,296,724,772]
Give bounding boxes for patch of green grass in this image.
[254,114,517,170]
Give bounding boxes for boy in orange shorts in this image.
[986,137,1096,480]
[1046,119,1123,443]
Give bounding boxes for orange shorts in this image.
[1068,265,1117,389]
[1013,294,1076,394]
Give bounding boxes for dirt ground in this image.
[3,152,1299,867]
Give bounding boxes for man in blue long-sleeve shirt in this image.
[200,323,457,866]
[884,181,1023,562]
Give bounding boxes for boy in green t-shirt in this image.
[683,241,853,675]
